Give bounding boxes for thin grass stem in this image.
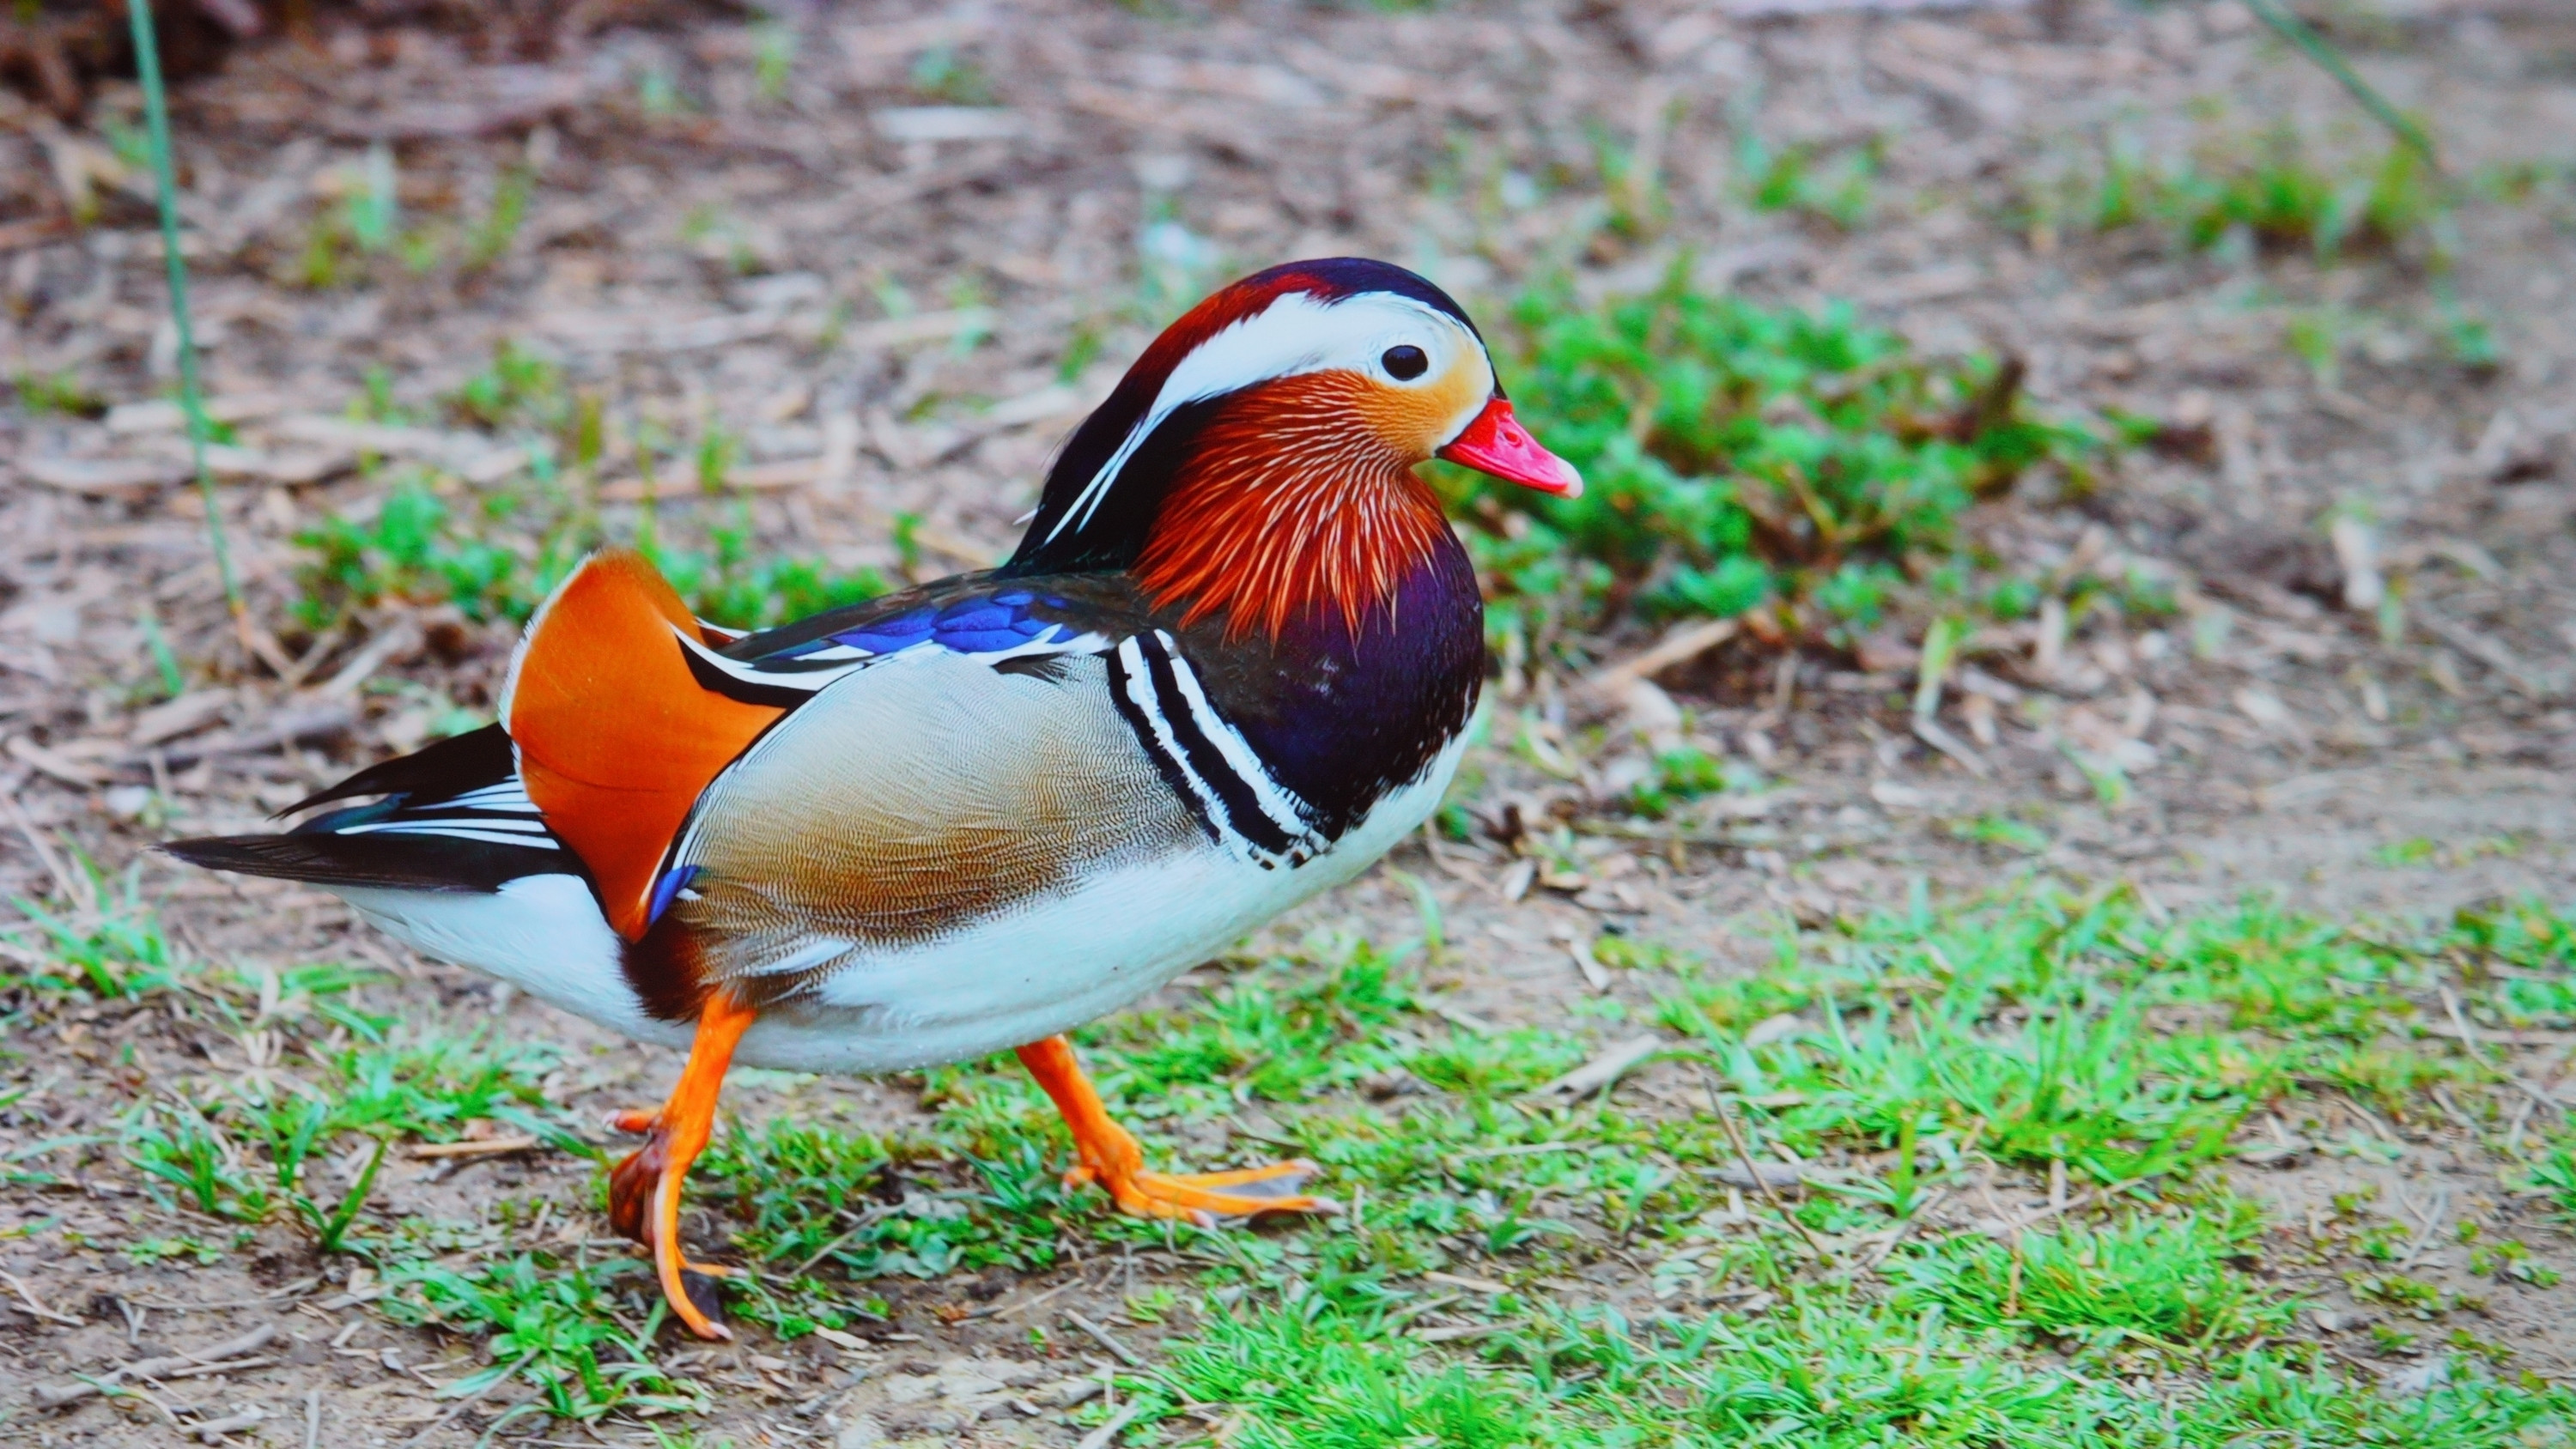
[2240,0,2442,176]
[125,0,253,645]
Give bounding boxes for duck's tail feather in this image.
[167,549,783,930]
[168,723,570,894]
[160,830,563,894]
[276,721,517,819]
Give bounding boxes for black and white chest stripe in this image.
[1104,630,1327,870]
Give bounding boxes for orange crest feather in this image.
[1134,374,1451,640]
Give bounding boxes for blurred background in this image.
[3,2,2573,851]
[7,3,2576,1440]
[4,0,2576,1014]
[5,1,2573,876]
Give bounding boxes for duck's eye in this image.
[1381,345,1429,381]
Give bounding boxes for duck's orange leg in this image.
[607,990,757,1341]
[1014,1035,1339,1225]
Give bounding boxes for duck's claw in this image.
[1072,1157,1341,1226]
[605,993,759,1342]
[1018,1035,1339,1228]
[605,1118,665,1244]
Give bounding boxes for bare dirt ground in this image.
[6,0,2576,1444]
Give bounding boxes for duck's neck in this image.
[1178,533,1485,840]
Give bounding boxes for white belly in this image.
[330,734,1461,1074]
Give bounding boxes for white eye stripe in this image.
[1047,291,1485,544]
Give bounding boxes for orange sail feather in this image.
[503,549,783,941]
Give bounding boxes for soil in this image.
[5,0,2576,1443]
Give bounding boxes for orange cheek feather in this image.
[1352,353,1485,458]
[507,549,784,941]
[1135,373,1453,640]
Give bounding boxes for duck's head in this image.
[1005,258,1580,639]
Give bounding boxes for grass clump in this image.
[1154,1301,1542,1448]
[696,1123,1070,1324]
[2027,124,2451,265]
[380,1253,709,1425]
[0,857,181,1003]
[1891,1200,2292,1353]
[8,367,109,418]
[292,346,885,633]
[1449,268,2104,647]
[1664,888,2280,1185]
[294,475,886,632]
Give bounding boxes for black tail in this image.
[164,723,568,895]
[273,723,516,818]
[161,832,542,894]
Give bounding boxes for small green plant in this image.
[1625,746,1758,820]
[2520,1139,2576,1220]
[908,44,993,106]
[125,1103,271,1222]
[381,1253,710,1424]
[1,857,181,1002]
[465,167,534,272]
[2465,1235,2559,1287]
[1738,131,1882,231]
[294,476,887,632]
[1893,1204,2293,1352]
[1951,814,2050,855]
[445,341,570,434]
[1447,268,2101,646]
[124,1234,226,1267]
[750,23,795,103]
[8,368,107,418]
[635,64,688,118]
[2029,123,2453,265]
[2348,1270,2449,1315]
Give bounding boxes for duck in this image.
[167,257,1582,1340]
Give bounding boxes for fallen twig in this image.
[1,1267,82,1325]
[191,1407,266,1442]
[1528,1034,1668,1098]
[1065,1311,1144,1368]
[32,1325,281,1408]
[2240,0,2441,173]
[1994,1175,2148,1237]
[1074,1399,1147,1449]
[1861,1185,1953,1268]
[1579,618,1740,702]
[2413,605,2552,698]
[1710,1087,1829,1258]
[410,1135,539,1160]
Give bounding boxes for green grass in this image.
[1449,269,2112,658]
[293,476,888,631]
[1890,1195,2291,1352]
[7,367,109,418]
[380,1253,710,1425]
[0,856,181,1002]
[14,865,2576,1440]
[2026,124,2451,264]
[1737,130,1883,231]
[290,344,888,633]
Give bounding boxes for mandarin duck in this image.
[167,258,1582,1339]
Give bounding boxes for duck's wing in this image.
[507,551,1329,1009]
